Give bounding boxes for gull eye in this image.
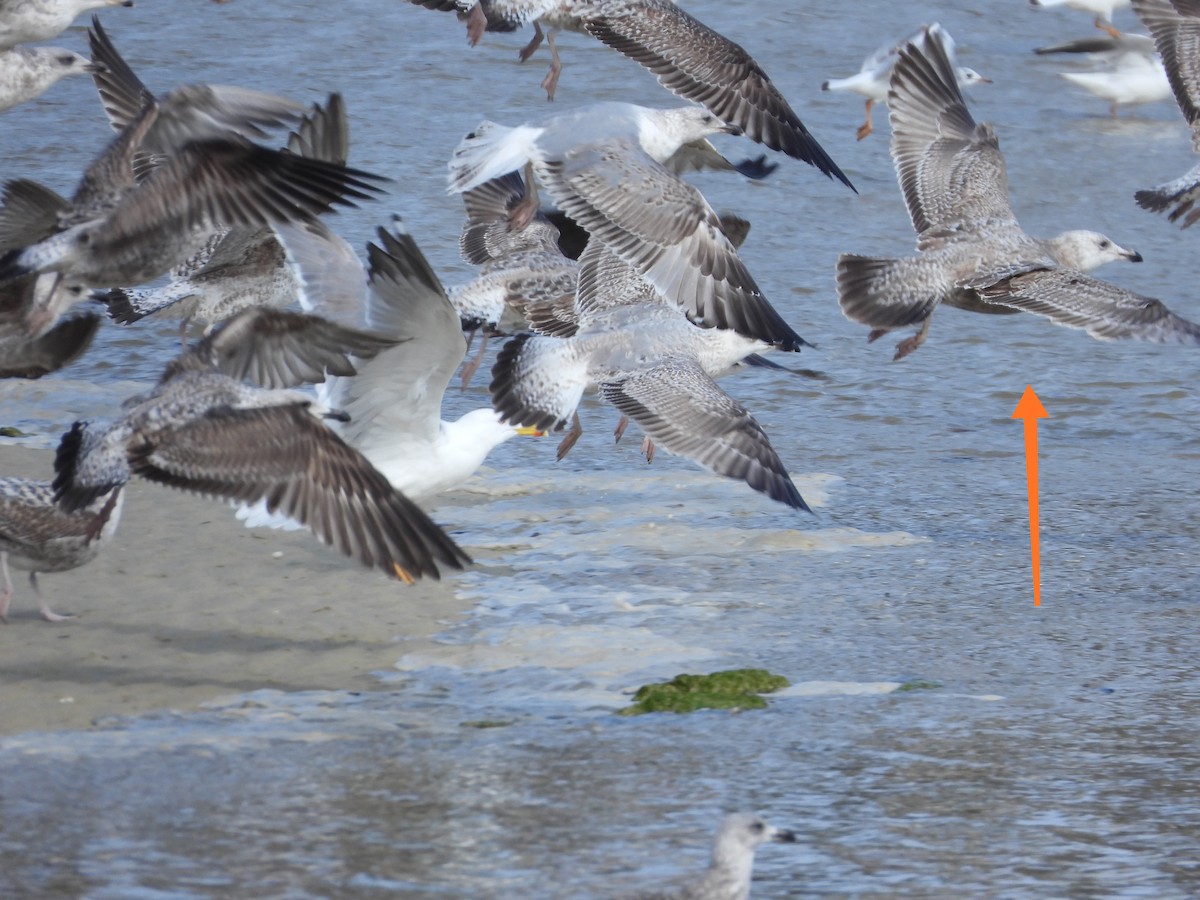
[749,821,765,834]
[1099,240,1111,249]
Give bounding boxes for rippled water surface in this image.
[2,0,1200,895]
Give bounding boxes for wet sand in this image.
[0,444,476,736]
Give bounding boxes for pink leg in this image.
[467,2,487,46]
[893,316,932,361]
[0,552,12,622]
[642,437,656,464]
[508,161,541,231]
[556,412,583,461]
[613,415,629,443]
[30,573,75,623]
[518,21,544,62]
[540,31,562,101]
[856,99,874,141]
[459,331,490,390]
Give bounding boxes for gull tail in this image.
[836,253,940,331]
[489,333,587,432]
[447,120,541,194]
[102,282,199,325]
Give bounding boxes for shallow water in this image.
[2,0,1200,895]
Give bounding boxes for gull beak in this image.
[85,61,109,74]
[771,827,798,844]
[721,122,744,136]
[1124,248,1143,263]
[515,426,545,437]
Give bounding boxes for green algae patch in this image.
[460,719,516,729]
[620,668,789,716]
[0,427,29,438]
[897,679,942,692]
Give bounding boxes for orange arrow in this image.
[1012,386,1049,606]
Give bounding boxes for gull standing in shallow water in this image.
[404,0,852,187]
[835,26,1187,360]
[52,306,472,585]
[616,813,797,900]
[1131,0,1200,225]
[1050,31,1172,116]
[821,22,991,140]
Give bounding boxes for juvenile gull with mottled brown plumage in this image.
[835,25,1181,360]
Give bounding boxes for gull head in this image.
[955,66,992,88]
[1046,230,1143,271]
[640,107,740,163]
[711,812,797,872]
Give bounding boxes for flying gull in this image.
[448,103,813,355]
[0,477,123,622]
[821,23,990,140]
[404,0,853,188]
[1131,0,1200,225]
[0,46,103,113]
[52,306,472,584]
[615,812,797,900]
[0,273,99,377]
[0,17,385,333]
[489,234,811,511]
[0,0,131,51]
[452,171,580,385]
[235,219,543,533]
[1030,0,1133,37]
[102,93,364,343]
[837,27,1163,360]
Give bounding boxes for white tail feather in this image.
[447,121,542,194]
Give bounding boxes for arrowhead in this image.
[1011,385,1049,420]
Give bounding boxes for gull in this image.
[404,0,853,187]
[1030,0,1133,37]
[321,222,544,500]
[103,94,362,342]
[53,306,473,584]
[0,477,123,622]
[0,0,131,51]
[452,171,581,384]
[489,235,811,511]
[821,23,991,140]
[0,273,99,377]
[0,46,102,113]
[616,813,797,900]
[1054,33,1171,115]
[1131,0,1200,225]
[448,103,813,354]
[0,19,385,332]
[236,219,544,536]
[837,26,1158,360]
[82,21,367,339]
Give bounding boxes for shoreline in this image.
[0,444,476,736]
